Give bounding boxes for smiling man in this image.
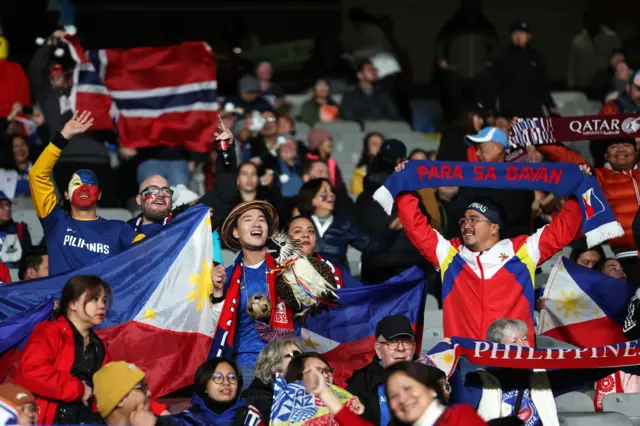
[29,111,144,275]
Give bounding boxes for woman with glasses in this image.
[240,337,303,421]
[171,357,264,426]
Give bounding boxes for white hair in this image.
[486,318,528,344]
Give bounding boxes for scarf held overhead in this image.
[373,160,623,247]
[509,114,640,147]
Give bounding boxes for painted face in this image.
[68,170,100,208]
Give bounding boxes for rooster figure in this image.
[270,231,338,314]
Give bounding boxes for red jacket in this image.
[0,59,30,117]
[334,403,487,426]
[0,262,10,283]
[538,144,640,256]
[397,193,582,343]
[14,317,110,424]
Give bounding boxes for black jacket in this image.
[491,45,555,118]
[339,86,400,124]
[345,358,385,426]
[240,378,273,422]
[356,169,429,284]
[314,215,394,268]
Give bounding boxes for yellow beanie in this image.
[93,361,146,418]
[0,37,8,60]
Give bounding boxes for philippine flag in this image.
[0,205,214,397]
[301,267,427,387]
[581,187,604,220]
[538,257,634,348]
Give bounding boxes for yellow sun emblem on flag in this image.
[554,289,586,319]
[187,260,213,311]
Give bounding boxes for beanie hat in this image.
[0,384,35,409]
[93,362,145,418]
[307,128,333,152]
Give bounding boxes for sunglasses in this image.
[211,372,238,384]
[284,350,302,359]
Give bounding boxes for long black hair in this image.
[2,133,31,170]
[357,132,384,167]
[284,352,331,383]
[296,178,332,217]
[193,357,243,401]
[384,362,448,426]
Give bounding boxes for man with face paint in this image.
[128,121,238,236]
[29,111,144,275]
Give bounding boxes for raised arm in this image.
[29,111,94,219]
[536,144,588,166]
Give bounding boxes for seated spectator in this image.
[599,258,627,281]
[300,78,340,127]
[14,275,112,424]
[236,161,288,225]
[588,48,627,102]
[0,260,10,283]
[277,114,296,137]
[306,128,345,190]
[29,112,143,275]
[436,103,486,163]
[351,132,384,196]
[241,337,303,421]
[395,158,584,342]
[287,216,360,288]
[0,383,38,425]
[439,127,534,240]
[171,358,263,426]
[255,59,283,104]
[310,361,486,426]
[297,178,394,267]
[0,191,33,268]
[18,247,48,280]
[1,133,33,199]
[226,75,272,120]
[93,361,174,426]
[356,139,432,283]
[276,138,303,201]
[0,36,30,122]
[339,60,401,124]
[569,239,605,269]
[246,109,280,170]
[346,315,416,426]
[302,159,355,221]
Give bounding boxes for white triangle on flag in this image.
[538,257,606,336]
[300,328,340,353]
[133,213,215,337]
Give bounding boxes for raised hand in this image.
[395,160,409,173]
[215,119,234,143]
[578,163,593,176]
[61,111,94,139]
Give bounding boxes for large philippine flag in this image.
[538,256,634,348]
[0,205,214,397]
[300,267,427,387]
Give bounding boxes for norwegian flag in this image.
[62,35,218,153]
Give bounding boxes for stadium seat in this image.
[604,393,640,425]
[313,121,361,134]
[421,326,444,354]
[389,132,439,153]
[551,91,588,110]
[9,197,34,211]
[221,249,237,266]
[12,209,44,247]
[426,294,439,311]
[364,120,412,134]
[9,268,19,282]
[294,121,311,143]
[285,94,309,118]
[536,335,578,349]
[424,309,443,327]
[559,412,632,426]
[97,208,134,222]
[555,391,596,412]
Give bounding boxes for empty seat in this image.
[9,197,34,211]
[421,327,444,354]
[536,335,578,349]
[364,120,412,134]
[389,132,440,153]
[604,393,640,423]
[559,412,632,426]
[424,309,443,327]
[426,294,439,311]
[9,268,19,282]
[284,94,309,118]
[313,121,361,135]
[12,209,44,246]
[295,121,311,143]
[555,391,596,413]
[97,208,134,222]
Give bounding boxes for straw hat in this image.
[221,200,279,251]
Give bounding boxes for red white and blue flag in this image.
[300,267,427,387]
[62,35,218,153]
[0,205,214,397]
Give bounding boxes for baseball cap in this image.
[0,383,35,409]
[375,315,415,340]
[631,70,640,88]
[238,75,260,93]
[466,197,504,226]
[93,361,146,418]
[0,191,10,203]
[380,139,407,160]
[466,127,509,148]
[511,21,531,33]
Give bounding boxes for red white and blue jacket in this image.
[397,194,582,343]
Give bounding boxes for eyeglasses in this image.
[140,186,173,198]
[284,350,302,359]
[265,116,276,122]
[212,372,238,384]
[458,217,492,228]
[132,381,148,394]
[17,403,39,415]
[441,380,452,393]
[379,337,415,351]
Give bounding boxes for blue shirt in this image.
[14,171,30,197]
[378,384,391,426]
[42,206,141,275]
[278,159,303,198]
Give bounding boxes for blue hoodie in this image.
[170,393,257,426]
